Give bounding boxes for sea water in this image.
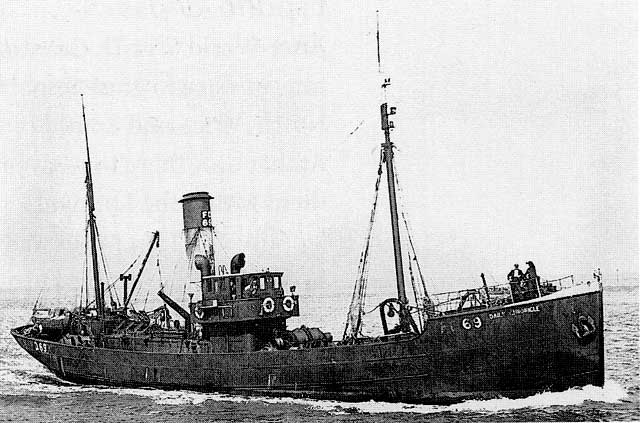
[0,284,637,422]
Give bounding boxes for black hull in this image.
[12,288,604,404]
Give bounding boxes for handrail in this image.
[203,271,284,279]
[426,275,578,316]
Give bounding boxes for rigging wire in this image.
[32,288,44,316]
[94,223,119,306]
[142,290,150,311]
[393,163,431,306]
[211,226,228,258]
[183,227,202,302]
[185,227,201,261]
[83,200,89,308]
[343,151,384,341]
[406,250,423,331]
[95,252,142,303]
[83,243,145,309]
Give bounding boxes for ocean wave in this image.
[266,380,629,414]
[0,363,627,415]
[133,379,630,414]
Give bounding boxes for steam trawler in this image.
[12,78,604,403]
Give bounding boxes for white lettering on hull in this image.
[33,341,49,354]
[489,305,541,320]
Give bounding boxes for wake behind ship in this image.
[12,82,604,404]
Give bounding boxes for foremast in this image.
[81,95,105,318]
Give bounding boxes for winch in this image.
[273,326,333,349]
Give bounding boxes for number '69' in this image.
[462,316,482,330]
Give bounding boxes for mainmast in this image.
[380,99,406,304]
[377,13,407,304]
[82,95,105,317]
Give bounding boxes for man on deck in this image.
[524,261,538,281]
[508,264,524,283]
[523,261,540,299]
[508,264,524,302]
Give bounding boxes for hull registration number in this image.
[33,341,50,354]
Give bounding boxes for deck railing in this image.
[421,275,577,317]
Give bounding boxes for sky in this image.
[0,1,637,314]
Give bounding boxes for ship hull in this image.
[12,287,603,404]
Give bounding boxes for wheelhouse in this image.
[201,271,285,302]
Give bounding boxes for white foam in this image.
[305,380,628,415]
[448,381,628,413]
[145,379,630,413]
[0,364,628,415]
[140,380,629,414]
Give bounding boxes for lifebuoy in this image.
[262,297,275,313]
[194,306,204,319]
[572,314,596,340]
[282,296,295,312]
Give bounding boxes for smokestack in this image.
[179,192,214,260]
[179,192,213,231]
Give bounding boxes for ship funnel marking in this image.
[179,192,213,231]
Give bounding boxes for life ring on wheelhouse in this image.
[194,306,205,319]
[262,297,275,314]
[282,296,295,312]
[571,314,596,342]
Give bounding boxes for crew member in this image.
[524,261,538,281]
[508,264,524,282]
[593,268,602,282]
[523,261,539,299]
[508,264,524,302]
[243,279,258,298]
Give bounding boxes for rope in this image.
[84,245,144,309]
[407,250,423,331]
[183,229,198,302]
[394,167,431,305]
[343,151,384,340]
[142,290,150,311]
[94,223,119,306]
[185,227,200,260]
[362,302,383,315]
[83,206,89,308]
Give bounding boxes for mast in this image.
[82,94,105,317]
[380,100,406,303]
[377,13,407,304]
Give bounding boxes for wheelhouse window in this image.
[259,276,266,290]
[207,280,212,292]
[274,276,281,289]
[229,278,236,299]
[241,277,251,298]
